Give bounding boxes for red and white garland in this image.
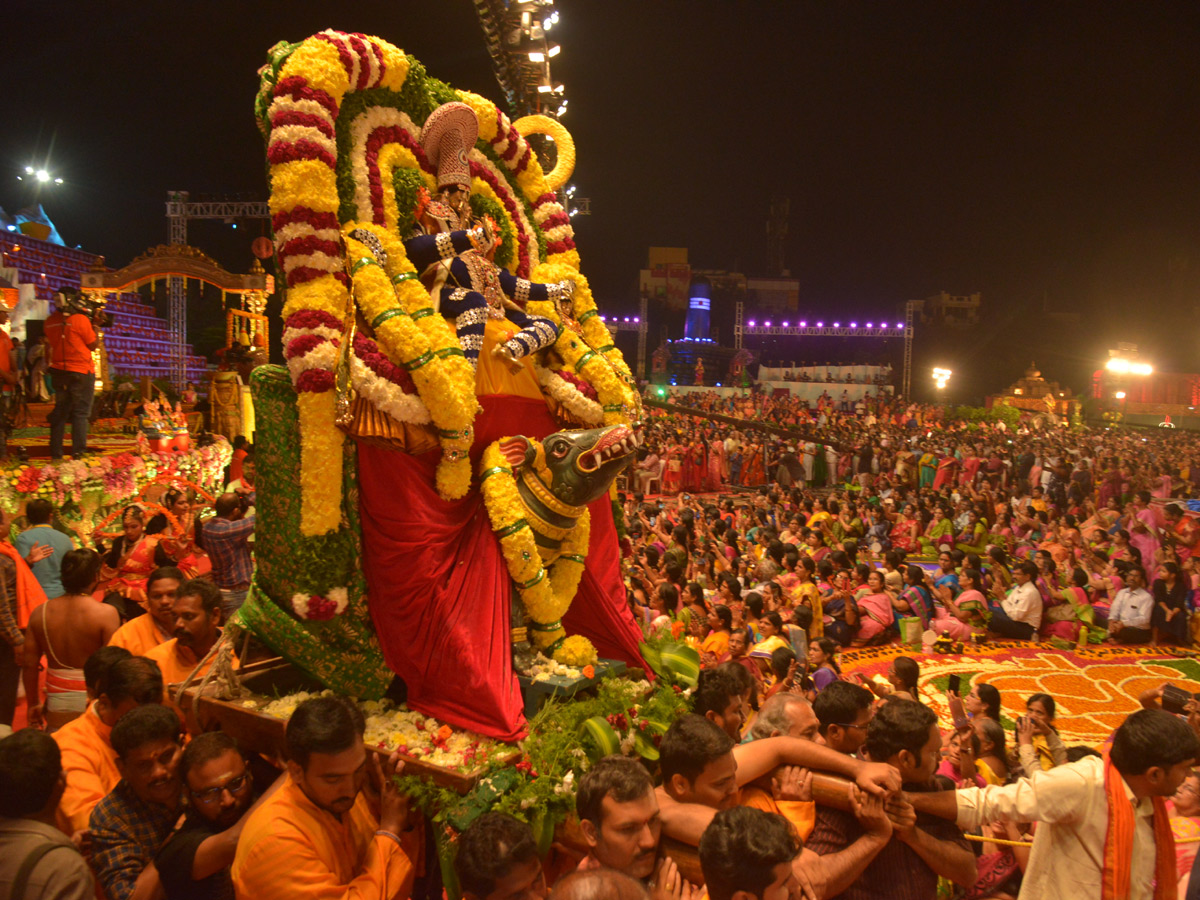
[292,587,349,621]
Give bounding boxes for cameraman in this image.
[45,288,100,461]
[201,492,255,620]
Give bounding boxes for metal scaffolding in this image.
[164,191,270,388]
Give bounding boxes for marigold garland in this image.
[479,441,591,653]
[344,231,477,499]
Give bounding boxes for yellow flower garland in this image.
[344,231,478,499]
[479,441,592,656]
[528,265,641,425]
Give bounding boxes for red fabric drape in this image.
[358,396,644,741]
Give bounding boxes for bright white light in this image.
[896,323,903,329]
[816,321,823,327]
[748,320,756,327]
[528,51,545,62]
[764,320,772,327]
[556,104,567,117]
[5,226,13,232]
[833,322,840,327]
[566,185,576,197]
[1106,357,1152,376]
[782,321,789,327]
[1115,391,1126,399]
[35,169,50,183]
[799,321,807,327]
[537,84,553,93]
[850,321,857,328]
[54,177,63,184]
[548,44,561,57]
[866,322,873,328]
[24,166,33,174]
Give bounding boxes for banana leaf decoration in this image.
[638,638,700,689]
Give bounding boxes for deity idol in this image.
[244,31,644,739]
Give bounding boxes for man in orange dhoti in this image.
[232,696,419,900]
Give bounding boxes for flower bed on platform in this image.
[251,691,510,773]
[840,642,1200,746]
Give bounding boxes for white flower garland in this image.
[283,323,342,346]
[280,250,342,277]
[351,353,432,424]
[286,340,339,381]
[535,365,604,426]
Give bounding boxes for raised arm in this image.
[733,736,901,797]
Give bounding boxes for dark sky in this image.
[5,2,1200,398]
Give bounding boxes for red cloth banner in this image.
[358,395,645,741]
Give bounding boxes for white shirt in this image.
[1109,586,1154,630]
[1003,580,1043,630]
[956,756,1156,899]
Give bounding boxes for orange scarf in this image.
[1102,753,1176,900]
[0,540,49,629]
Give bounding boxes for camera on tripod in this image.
[54,288,110,327]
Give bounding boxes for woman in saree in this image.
[148,488,212,580]
[852,570,896,646]
[1152,561,1190,645]
[805,530,831,564]
[707,435,728,490]
[662,438,685,494]
[918,448,937,489]
[954,509,989,555]
[741,439,766,486]
[1108,528,1139,565]
[932,449,959,491]
[895,564,935,630]
[819,565,856,646]
[888,503,920,554]
[95,506,174,608]
[932,567,989,641]
[919,504,955,555]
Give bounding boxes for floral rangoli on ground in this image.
[840,643,1200,747]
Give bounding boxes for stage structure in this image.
[596,293,648,378]
[165,192,271,387]
[734,298,916,398]
[80,246,271,387]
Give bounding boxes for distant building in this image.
[746,277,798,313]
[913,291,981,327]
[639,247,691,311]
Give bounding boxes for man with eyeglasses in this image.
[155,732,284,900]
[813,682,874,756]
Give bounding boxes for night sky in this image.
[5,2,1200,400]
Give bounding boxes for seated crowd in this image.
[3,394,1200,899]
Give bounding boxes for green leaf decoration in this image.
[633,730,660,761]
[659,642,701,688]
[579,715,621,760]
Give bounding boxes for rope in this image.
[963,832,1200,847]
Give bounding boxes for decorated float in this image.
[215,29,650,760]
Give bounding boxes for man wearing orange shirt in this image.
[45,288,100,461]
[145,579,236,687]
[232,695,418,900]
[53,655,164,835]
[109,567,182,657]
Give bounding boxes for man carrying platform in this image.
[232,695,418,900]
